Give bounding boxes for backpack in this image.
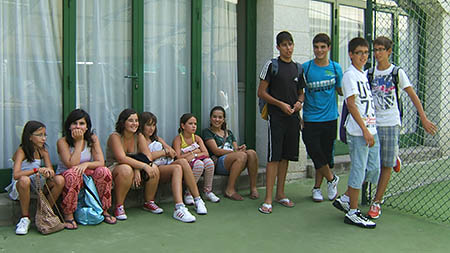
[74,174,104,225]
[367,66,403,119]
[258,58,304,120]
[339,100,349,144]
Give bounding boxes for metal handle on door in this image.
[124,74,138,89]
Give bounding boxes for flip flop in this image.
[258,203,272,214]
[224,192,244,201]
[103,214,117,225]
[249,191,259,200]
[64,219,78,230]
[276,198,295,208]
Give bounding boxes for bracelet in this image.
[33,168,38,174]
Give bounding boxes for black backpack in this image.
[258,58,304,120]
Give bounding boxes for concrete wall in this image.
[255,0,311,180]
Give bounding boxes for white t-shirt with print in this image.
[342,65,377,136]
[369,64,412,126]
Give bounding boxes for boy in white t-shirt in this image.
[332,37,379,229]
[366,36,437,219]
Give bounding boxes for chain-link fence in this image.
[367,0,450,223]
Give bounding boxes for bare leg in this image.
[46,175,65,207]
[263,161,279,205]
[174,159,201,198]
[223,152,246,196]
[158,164,183,204]
[275,160,289,200]
[246,149,259,196]
[374,166,392,203]
[348,186,359,209]
[143,164,160,202]
[112,165,134,206]
[17,176,31,216]
[314,170,324,188]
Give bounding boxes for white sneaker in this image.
[327,175,339,200]
[184,192,194,205]
[312,188,323,202]
[333,195,350,213]
[204,191,220,203]
[173,206,196,223]
[15,217,31,235]
[194,198,208,215]
[344,210,376,229]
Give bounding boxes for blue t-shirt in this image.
[302,60,343,122]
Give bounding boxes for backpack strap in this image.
[391,66,403,119]
[271,58,279,77]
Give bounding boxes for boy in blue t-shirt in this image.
[301,33,343,202]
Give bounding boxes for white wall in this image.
[256,0,311,180]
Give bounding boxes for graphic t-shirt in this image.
[302,60,343,122]
[369,64,412,126]
[202,128,236,157]
[342,65,377,136]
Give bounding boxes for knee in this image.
[193,160,205,168]
[17,176,31,189]
[95,166,112,179]
[246,149,257,159]
[53,175,65,187]
[115,165,134,180]
[173,164,182,175]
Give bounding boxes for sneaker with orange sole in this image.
[367,202,381,219]
[393,156,401,173]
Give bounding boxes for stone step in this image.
[0,168,267,227]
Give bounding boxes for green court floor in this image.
[1,175,449,253]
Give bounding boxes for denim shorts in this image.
[214,155,229,175]
[377,125,400,168]
[347,133,380,189]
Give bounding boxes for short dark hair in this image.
[64,109,94,147]
[313,33,331,46]
[348,37,369,53]
[139,111,159,142]
[373,36,393,50]
[276,31,294,46]
[115,108,138,134]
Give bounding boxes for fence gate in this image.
[370,0,450,223]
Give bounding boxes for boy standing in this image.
[332,37,379,228]
[366,36,437,219]
[257,31,306,214]
[301,33,342,202]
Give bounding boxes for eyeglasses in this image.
[373,48,386,53]
[353,50,369,56]
[32,133,47,138]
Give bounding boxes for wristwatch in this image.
[194,153,198,158]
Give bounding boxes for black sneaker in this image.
[333,196,350,213]
[344,210,376,229]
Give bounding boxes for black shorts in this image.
[302,120,337,169]
[267,114,300,162]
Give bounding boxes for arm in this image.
[293,89,304,112]
[346,95,374,147]
[204,139,233,157]
[336,87,343,96]
[159,138,177,159]
[137,133,154,161]
[257,79,294,115]
[12,149,37,180]
[404,86,437,135]
[107,133,150,170]
[56,137,83,169]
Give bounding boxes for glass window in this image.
[202,0,240,141]
[309,1,332,58]
[339,5,364,70]
[143,0,191,143]
[76,0,132,149]
[0,0,63,168]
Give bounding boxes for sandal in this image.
[224,192,244,201]
[276,198,295,208]
[258,203,272,214]
[249,191,259,200]
[64,219,78,230]
[103,214,117,225]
